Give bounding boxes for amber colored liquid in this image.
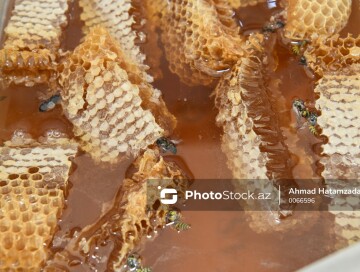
[0,0,359,271]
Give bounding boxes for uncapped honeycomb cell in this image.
[0,0,70,87]
[59,27,176,163]
[305,34,360,76]
[46,148,189,271]
[79,0,157,81]
[227,0,266,8]
[215,34,315,233]
[0,140,77,270]
[285,0,352,40]
[315,64,360,249]
[146,0,244,86]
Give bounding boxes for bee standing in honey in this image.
[156,137,177,154]
[166,210,191,232]
[262,20,285,33]
[39,94,61,112]
[126,254,152,272]
[292,99,318,135]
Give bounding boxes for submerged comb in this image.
[0,139,77,270]
[0,0,70,87]
[59,27,176,163]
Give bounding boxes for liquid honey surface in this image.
[0,0,359,271]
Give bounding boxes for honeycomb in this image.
[146,0,244,86]
[46,148,189,271]
[59,27,176,163]
[215,34,316,232]
[136,0,164,80]
[284,0,352,40]
[0,0,69,87]
[305,34,360,76]
[227,0,266,9]
[79,0,155,81]
[0,139,77,270]
[315,64,360,248]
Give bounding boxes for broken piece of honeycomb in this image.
[215,34,317,232]
[305,34,360,76]
[0,139,77,270]
[316,64,360,249]
[79,0,155,81]
[146,0,244,86]
[0,0,70,87]
[227,0,266,9]
[59,27,176,163]
[46,148,189,271]
[284,0,352,40]
[215,34,291,181]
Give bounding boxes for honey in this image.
[0,0,359,271]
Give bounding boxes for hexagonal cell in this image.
[310,3,320,13]
[314,15,325,28]
[1,186,12,195]
[10,180,21,187]
[2,234,13,250]
[30,174,43,181]
[28,167,39,174]
[321,5,331,16]
[8,174,19,180]
[20,173,29,180]
[344,37,355,48]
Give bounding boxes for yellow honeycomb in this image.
[59,27,176,163]
[0,140,77,270]
[215,34,317,233]
[46,148,189,271]
[285,0,352,40]
[145,0,244,86]
[0,0,70,87]
[315,64,360,249]
[305,34,360,76]
[79,0,153,80]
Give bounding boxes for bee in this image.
[174,221,191,232]
[292,99,306,116]
[307,112,317,126]
[39,94,61,112]
[301,108,311,118]
[291,45,301,55]
[262,20,285,33]
[156,137,177,154]
[291,40,308,55]
[292,99,319,135]
[166,210,181,224]
[127,254,141,270]
[127,254,152,272]
[308,125,318,135]
[299,56,307,66]
[307,112,318,135]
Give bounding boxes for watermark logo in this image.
[159,186,178,205]
[147,179,360,212]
